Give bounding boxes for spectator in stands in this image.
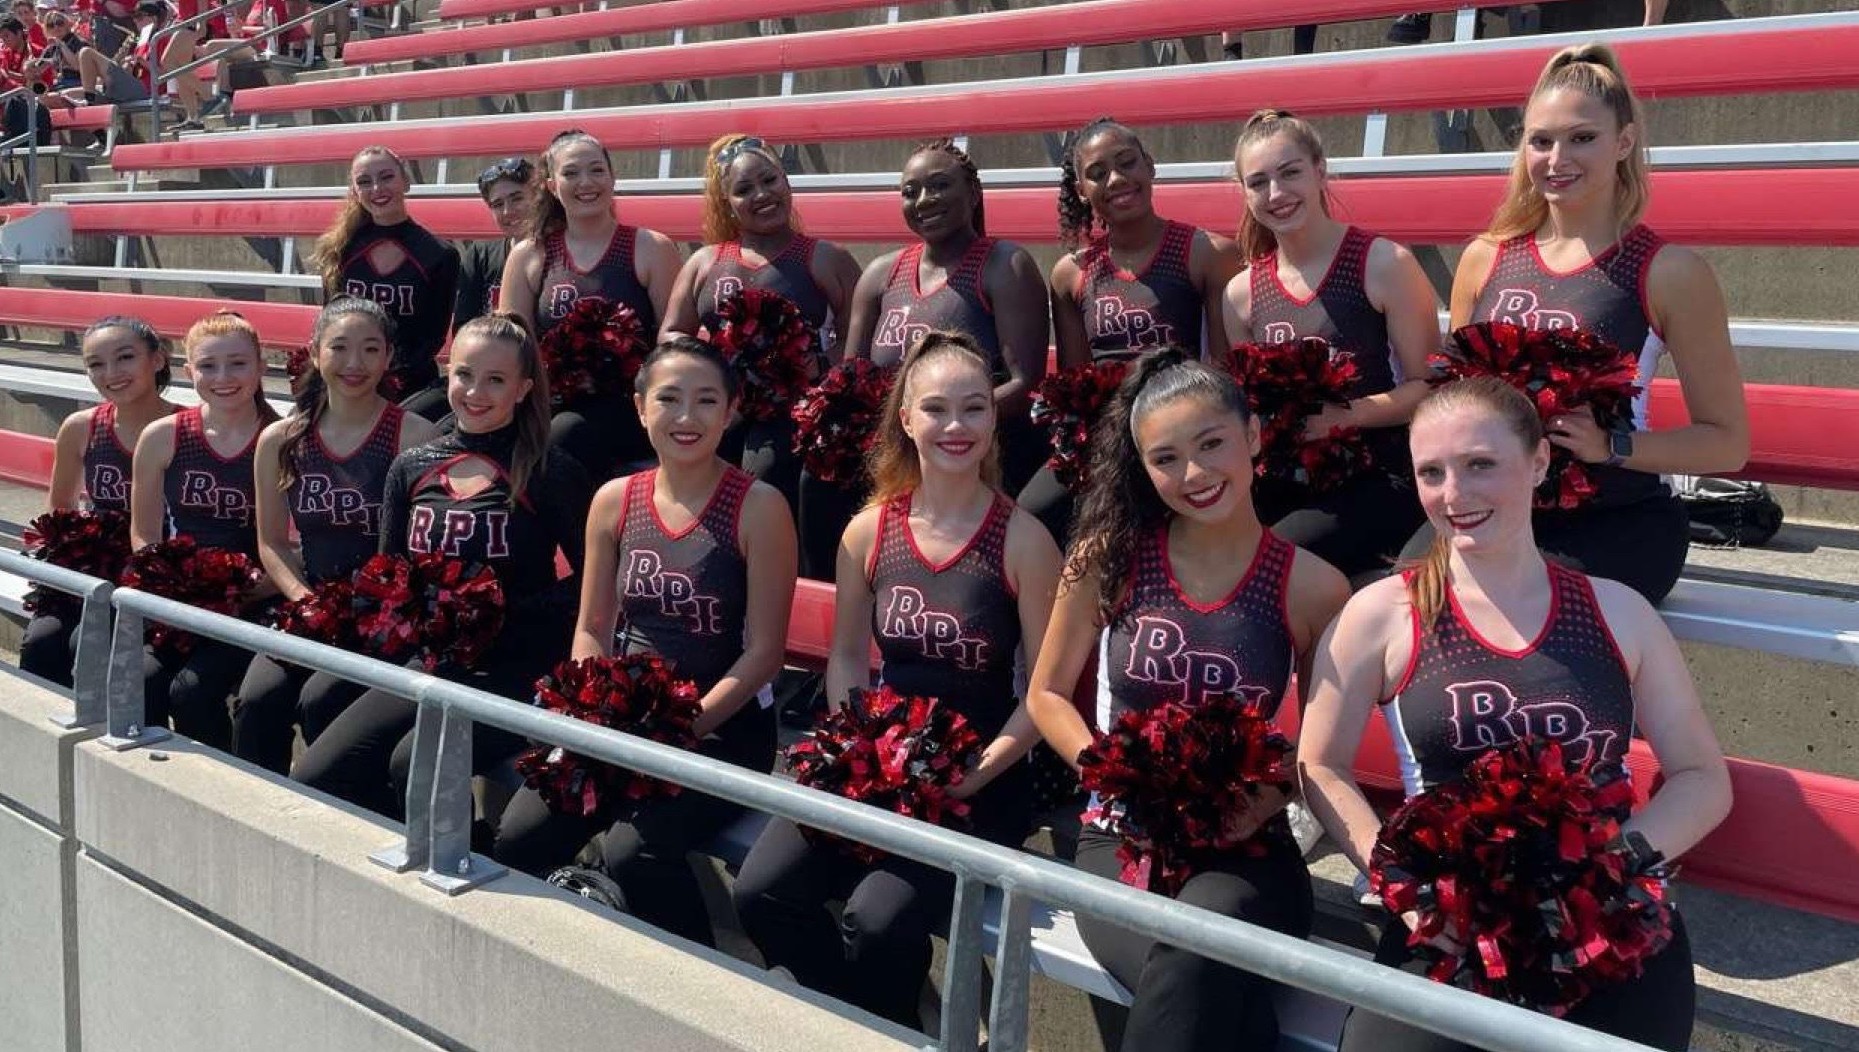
[733,332,1059,1029]
[1219,24,1316,61]
[234,298,436,775]
[1025,351,1348,1052]
[500,127,683,479]
[1223,109,1439,582]
[1399,44,1748,604]
[1020,116,1241,547]
[661,133,861,527]
[38,8,147,107]
[128,311,282,751]
[0,13,53,90]
[495,335,796,948]
[155,0,231,132]
[310,145,461,422]
[1298,376,1733,1052]
[19,316,176,688]
[293,312,591,820]
[450,156,533,332]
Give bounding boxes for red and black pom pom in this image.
[1029,360,1129,492]
[537,298,651,410]
[1369,738,1675,1016]
[271,579,359,649]
[784,686,984,864]
[1229,336,1372,492]
[21,508,131,616]
[703,287,820,424]
[1079,692,1295,896]
[1433,322,1642,510]
[789,357,898,486]
[119,536,263,656]
[513,653,704,818]
[351,552,506,671]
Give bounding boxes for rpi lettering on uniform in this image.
[713,275,745,302]
[1122,615,1267,710]
[407,507,509,558]
[178,470,251,525]
[1093,295,1173,348]
[295,473,373,529]
[878,585,989,670]
[873,308,931,354]
[545,286,605,321]
[1444,679,1616,765]
[1488,289,1579,331]
[623,549,723,634]
[344,279,416,317]
[89,464,128,505]
[1262,321,1296,343]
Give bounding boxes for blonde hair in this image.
[183,311,281,426]
[312,146,411,296]
[1485,44,1650,243]
[451,312,553,506]
[865,332,1001,506]
[1232,109,1331,261]
[701,133,800,245]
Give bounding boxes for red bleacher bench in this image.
[0,287,316,348]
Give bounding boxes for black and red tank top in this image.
[867,492,1022,740]
[697,236,832,337]
[1074,220,1204,359]
[1098,529,1296,728]
[535,224,659,341]
[615,466,757,695]
[82,403,142,514]
[161,407,258,556]
[870,238,1001,371]
[1471,224,1667,504]
[1382,563,1635,796]
[288,404,404,584]
[1247,226,1398,403]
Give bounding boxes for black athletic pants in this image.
[1400,492,1690,604]
[19,611,78,688]
[1074,828,1314,1052]
[1339,912,1696,1052]
[232,657,367,775]
[796,469,864,581]
[550,392,653,483]
[494,701,778,948]
[731,764,1033,1027]
[145,638,255,752]
[998,415,1050,501]
[721,416,801,515]
[399,382,450,423]
[1016,463,1078,553]
[1255,467,1426,581]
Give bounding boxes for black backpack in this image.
[1677,477,1785,549]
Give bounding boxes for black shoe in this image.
[1387,13,1432,44]
[173,119,204,133]
[1221,40,1244,61]
[546,865,629,913]
[199,92,232,118]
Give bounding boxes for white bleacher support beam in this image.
[1661,580,1859,667]
[1362,112,1388,157]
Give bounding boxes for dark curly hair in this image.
[1065,348,1252,626]
[1056,117,1147,251]
[907,137,986,237]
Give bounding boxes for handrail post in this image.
[99,599,169,750]
[418,705,505,894]
[937,871,987,1052]
[23,91,37,203]
[56,581,115,728]
[985,885,1033,1052]
[369,689,441,873]
[146,36,161,143]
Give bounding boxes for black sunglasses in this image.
[713,136,770,171]
[476,158,533,193]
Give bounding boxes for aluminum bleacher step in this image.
[1662,578,1859,666]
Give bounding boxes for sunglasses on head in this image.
[714,137,771,171]
[477,158,533,192]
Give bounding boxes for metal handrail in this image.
[145,0,351,142]
[0,549,116,727]
[88,584,1667,1052]
[0,85,41,202]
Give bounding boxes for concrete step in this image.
[290,65,364,84]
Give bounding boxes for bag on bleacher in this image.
[1674,475,1784,549]
[2,94,54,148]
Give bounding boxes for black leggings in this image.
[550,392,652,483]
[1015,463,1076,553]
[143,638,255,751]
[19,611,78,688]
[399,382,450,423]
[731,764,1033,1027]
[796,468,865,581]
[1339,912,1696,1052]
[495,701,778,948]
[721,416,801,514]
[1255,467,1426,581]
[998,415,1050,499]
[232,656,367,775]
[1075,828,1314,1052]
[1400,492,1690,604]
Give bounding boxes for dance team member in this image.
[20,317,175,687]
[311,145,461,420]
[452,157,534,332]
[662,133,860,509]
[1224,109,1439,580]
[1298,377,1732,1051]
[1027,351,1348,1052]
[501,128,682,479]
[495,335,796,947]
[129,311,280,750]
[292,313,591,819]
[732,332,1060,1027]
[1411,45,1747,603]
[234,299,436,775]
[1022,117,1242,543]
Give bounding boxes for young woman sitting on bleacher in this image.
[129,311,281,751]
[732,332,1059,1029]
[496,335,796,949]
[451,157,534,332]
[1401,43,1748,604]
[1018,116,1242,547]
[158,0,234,132]
[500,128,683,481]
[1026,351,1349,1052]
[660,133,861,519]
[1223,109,1440,583]
[292,312,591,821]
[1298,376,1733,1052]
[232,298,436,776]
[310,145,462,423]
[19,316,177,688]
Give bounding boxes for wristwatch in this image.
[1602,429,1635,468]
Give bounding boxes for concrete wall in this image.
[0,674,919,1052]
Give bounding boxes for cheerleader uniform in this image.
[336,219,462,421]
[1247,226,1425,580]
[19,403,160,687]
[495,465,776,946]
[1075,528,1314,1052]
[1020,221,1209,545]
[697,235,832,510]
[451,238,510,332]
[145,407,264,751]
[292,423,592,819]
[232,405,405,775]
[534,224,659,479]
[1408,224,1688,603]
[733,492,1033,1026]
[1340,563,1695,1052]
